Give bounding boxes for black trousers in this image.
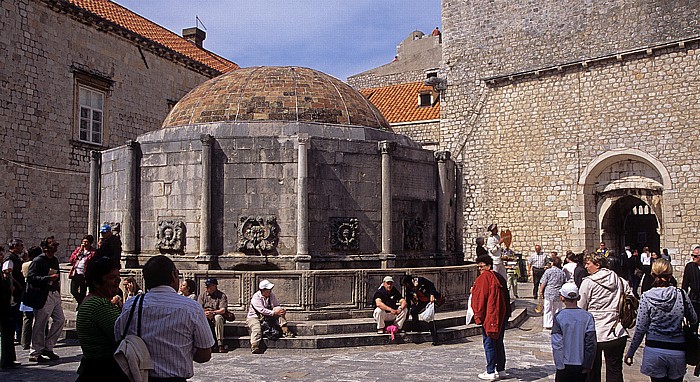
[0,308,17,368]
[408,301,438,342]
[691,302,700,334]
[532,267,545,296]
[587,337,626,382]
[71,274,87,305]
[555,365,587,382]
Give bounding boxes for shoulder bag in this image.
[251,300,282,341]
[680,288,700,366]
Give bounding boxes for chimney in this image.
[182,27,206,48]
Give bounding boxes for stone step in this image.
[223,307,527,350]
[222,308,471,337]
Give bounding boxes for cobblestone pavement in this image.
[2,298,699,381]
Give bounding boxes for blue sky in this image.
[112,0,441,81]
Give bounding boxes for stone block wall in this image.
[455,47,700,267]
[392,121,441,149]
[441,0,700,271]
[0,0,213,257]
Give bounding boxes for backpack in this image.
[614,277,639,331]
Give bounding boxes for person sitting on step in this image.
[372,276,407,334]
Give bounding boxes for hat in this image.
[259,280,274,290]
[204,277,218,286]
[383,276,394,283]
[560,283,580,300]
[487,223,497,232]
[100,224,111,233]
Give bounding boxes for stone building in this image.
[0,0,237,257]
[350,30,443,150]
[351,1,700,270]
[97,66,463,273]
[439,0,700,266]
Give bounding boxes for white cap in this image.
[383,276,394,283]
[560,283,580,300]
[259,280,274,290]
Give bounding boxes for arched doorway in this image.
[600,195,660,254]
[576,149,671,254]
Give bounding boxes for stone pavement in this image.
[2,296,699,381]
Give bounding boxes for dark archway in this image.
[601,195,660,255]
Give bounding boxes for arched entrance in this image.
[576,149,671,254]
[600,195,660,254]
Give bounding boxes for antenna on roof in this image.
[196,16,207,31]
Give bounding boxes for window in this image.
[419,93,432,107]
[78,86,104,145]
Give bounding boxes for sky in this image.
[112,0,441,81]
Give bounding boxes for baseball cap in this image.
[560,283,580,300]
[259,280,274,290]
[204,277,218,286]
[100,224,111,233]
[383,276,394,283]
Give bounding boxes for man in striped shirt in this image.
[114,256,213,382]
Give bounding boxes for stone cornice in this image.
[483,35,700,86]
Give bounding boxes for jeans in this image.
[588,337,626,382]
[481,321,507,374]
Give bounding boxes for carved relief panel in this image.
[403,217,425,251]
[238,216,279,253]
[156,220,186,254]
[330,217,359,251]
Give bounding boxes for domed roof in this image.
[162,66,391,130]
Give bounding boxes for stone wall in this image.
[392,121,441,149]
[59,264,478,320]
[441,0,700,271]
[0,0,213,258]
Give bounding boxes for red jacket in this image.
[471,270,507,338]
[68,246,95,278]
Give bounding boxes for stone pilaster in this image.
[88,150,101,238]
[122,140,139,267]
[379,141,396,258]
[197,134,214,269]
[435,151,451,254]
[296,135,310,269]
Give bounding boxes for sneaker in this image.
[28,355,49,363]
[377,329,384,334]
[283,330,296,338]
[498,370,508,379]
[41,351,60,360]
[478,371,498,380]
[251,346,263,354]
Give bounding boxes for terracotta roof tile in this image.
[66,0,238,73]
[360,82,439,124]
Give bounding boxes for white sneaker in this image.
[498,370,507,379]
[478,371,498,380]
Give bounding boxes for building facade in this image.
[0,0,236,258]
[439,0,700,267]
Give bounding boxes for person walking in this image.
[681,246,700,334]
[472,255,511,380]
[539,255,566,329]
[528,245,550,299]
[625,259,697,382]
[551,283,596,382]
[578,253,631,382]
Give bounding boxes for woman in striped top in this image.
[76,256,128,382]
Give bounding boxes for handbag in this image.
[680,289,700,366]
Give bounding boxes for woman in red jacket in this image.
[472,255,511,380]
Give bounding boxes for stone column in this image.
[455,163,465,260]
[295,135,311,270]
[379,141,396,268]
[88,150,101,238]
[197,134,214,269]
[435,151,451,254]
[122,140,139,267]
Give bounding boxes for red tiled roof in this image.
[360,82,439,124]
[65,0,238,73]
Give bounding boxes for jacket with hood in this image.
[471,270,509,338]
[577,268,632,342]
[626,286,697,357]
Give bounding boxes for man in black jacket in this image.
[24,236,64,363]
[682,246,700,334]
[95,224,122,267]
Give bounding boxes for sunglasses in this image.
[693,254,700,258]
